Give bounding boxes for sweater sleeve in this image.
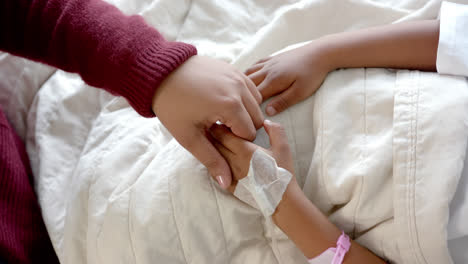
[0,0,197,117]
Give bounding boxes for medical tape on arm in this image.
[233,149,293,217]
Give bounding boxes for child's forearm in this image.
[313,20,439,72]
[272,183,386,263]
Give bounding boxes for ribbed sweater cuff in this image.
[120,40,197,118]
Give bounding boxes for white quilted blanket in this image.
[1,0,468,263]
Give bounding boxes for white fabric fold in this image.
[436,3,468,262]
[3,0,464,263]
[436,1,468,77]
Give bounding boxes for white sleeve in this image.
[436,1,468,77]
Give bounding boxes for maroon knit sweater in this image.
[0,0,197,263]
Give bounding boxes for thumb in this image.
[263,120,289,153]
[184,128,232,189]
[265,84,303,116]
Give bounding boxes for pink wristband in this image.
[331,232,351,264]
[308,232,351,264]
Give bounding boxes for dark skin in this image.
[211,121,384,263]
[246,20,439,116]
[213,20,440,262]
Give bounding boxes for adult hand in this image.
[152,55,264,189]
[210,120,296,194]
[245,41,333,116]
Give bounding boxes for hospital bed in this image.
[1,0,467,263]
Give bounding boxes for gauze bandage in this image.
[234,149,293,217]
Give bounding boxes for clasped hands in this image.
[152,43,329,190]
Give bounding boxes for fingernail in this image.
[266,106,276,116]
[216,176,225,188]
[264,119,272,125]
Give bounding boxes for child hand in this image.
[245,43,333,116]
[210,120,296,193]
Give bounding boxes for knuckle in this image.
[255,90,263,103]
[231,75,246,87]
[249,90,262,105]
[264,69,276,80]
[254,118,264,130]
[244,128,256,141]
[250,130,257,140]
[260,77,274,92]
[268,70,281,81]
[272,96,290,111]
[222,97,241,111]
